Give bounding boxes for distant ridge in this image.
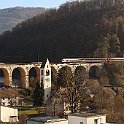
[0,7,45,34]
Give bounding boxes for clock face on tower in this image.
[45,77,50,82]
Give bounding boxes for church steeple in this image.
[40,59,51,103]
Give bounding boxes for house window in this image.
[80,122,83,124]
[94,119,98,124]
[2,102,5,106]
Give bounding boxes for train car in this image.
[62,58,83,63]
[62,58,124,63]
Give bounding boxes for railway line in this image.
[62,58,124,63]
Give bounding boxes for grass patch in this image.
[19,108,38,115]
[18,107,46,116]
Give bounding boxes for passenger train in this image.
[62,58,124,63]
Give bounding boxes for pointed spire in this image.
[41,58,47,68]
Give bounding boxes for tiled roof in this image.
[0,87,20,98]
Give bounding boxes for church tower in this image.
[40,59,51,103]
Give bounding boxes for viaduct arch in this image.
[0,60,103,89]
[0,63,41,88]
[51,62,103,80]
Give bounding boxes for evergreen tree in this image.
[57,66,73,87]
[109,34,121,57]
[33,82,44,107]
[94,34,121,57]
[94,35,110,57]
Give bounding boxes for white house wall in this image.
[68,116,87,124]
[87,116,106,124]
[87,117,101,124]
[0,106,18,122]
[100,115,106,124]
[68,115,106,124]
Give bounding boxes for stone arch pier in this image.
[51,62,103,81]
[0,63,41,88]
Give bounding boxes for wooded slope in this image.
[0,0,124,63]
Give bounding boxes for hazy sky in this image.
[0,0,72,9]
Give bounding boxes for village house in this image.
[27,113,107,124]
[68,112,106,124]
[27,116,68,124]
[0,105,18,122]
[0,87,20,106]
[27,113,123,124]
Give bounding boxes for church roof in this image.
[41,59,48,68]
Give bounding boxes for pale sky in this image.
[0,0,72,9]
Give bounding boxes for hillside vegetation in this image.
[0,0,124,62]
[50,61,124,122]
[0,7,45,34]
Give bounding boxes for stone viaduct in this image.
[51,62,103,79]
[0,62,42,88]
[0,60,104,89]
[51,62,103,73]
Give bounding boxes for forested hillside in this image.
[0,7,45,34]
[0,0,124,63]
